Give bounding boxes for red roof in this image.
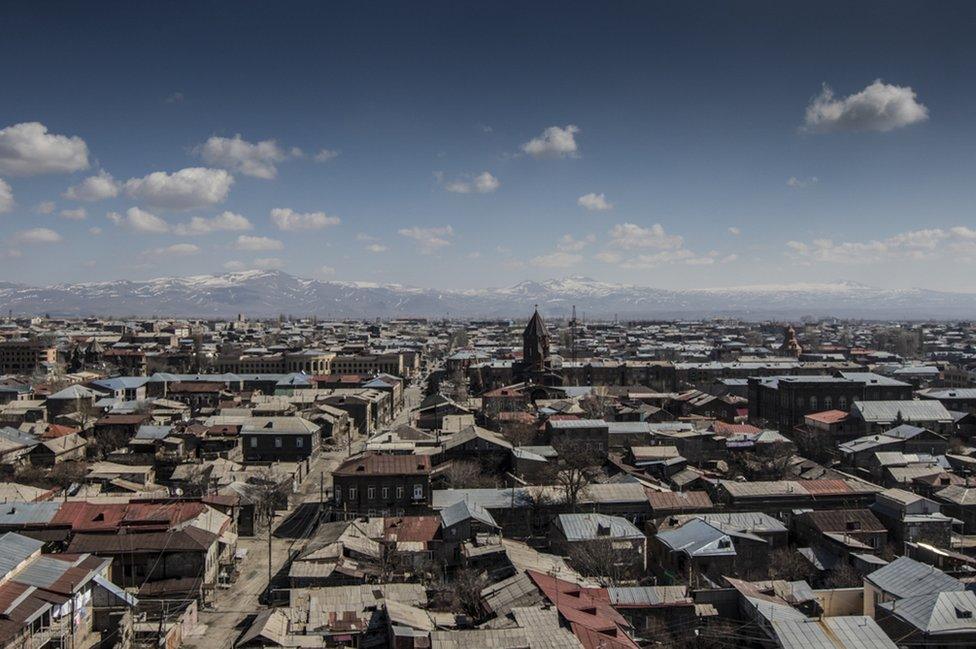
[526,571,639,649]
[710,422,761,435]
[52,501,205,533]
[798,479,853,496]
[40,424,80,439]
[383,516,441,543]
[646,490,713,512]
[805,409,849,424]
[333,453,431,477]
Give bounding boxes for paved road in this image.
[183,448,349,649]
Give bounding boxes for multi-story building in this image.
[0,340,57,375]
[332,453,432,516]
[331,353,406,378]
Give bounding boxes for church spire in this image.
[522,306,550,373]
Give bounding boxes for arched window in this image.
[824,396,833,410]
[809,396,818,411]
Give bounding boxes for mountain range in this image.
[0,271,973,320]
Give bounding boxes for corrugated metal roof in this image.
[557,513,643,542]
[772,616,896,649]
[0,533,43,576]
[853,400,953,423]
[866,556,964,599]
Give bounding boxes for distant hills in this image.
[0,271,973,319]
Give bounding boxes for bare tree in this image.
[90,428,132,459]
[822,561,860,589]
[548,439,597,510]
[567,538,634,586]
[499,418,537,447]
[578,387,613,420]
[764,548,811,582]
[48,461,88,490]
[443,460,500,488]
[727,444,794,481]
[249,469,293,530]
[790,426,833,465]
[428,567,487,618]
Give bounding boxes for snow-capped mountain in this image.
[0,271,974,319]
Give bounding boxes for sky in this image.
[1,1,975,291]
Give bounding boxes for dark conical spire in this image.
[522,306,550,373]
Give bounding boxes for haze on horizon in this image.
[1,1,975,292]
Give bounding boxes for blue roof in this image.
[93,377,149,391]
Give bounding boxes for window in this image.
[349,487,357,500]
[295,437,303,448]
[382,487,389,499]
[824,396,833,409]
[274,437,282,448]
[250,437,257,448]
[396,486,404,499]
[413,484,423,500]
[839,396,847,410]
[334,487,341,502]
[368,486,376,500]
[809,396,818,411]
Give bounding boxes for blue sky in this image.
[1,1,975,290]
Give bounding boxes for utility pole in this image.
[319,471,324,524]
[267,502,273,589]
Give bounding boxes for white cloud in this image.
[12,227,62,244]
[607,223,684,250]
[951,226,976,240]
[803,80,928,133]
[223,260,246,271]
[556,234,596,252]
[0,122,89,175]
[577,192,612,211]
[594,251,622,264]
[597,223,731,269]
[63,170,119,201]
[318,265,336,277]
[173,211,253,235]
[443,171,500,194]
[253,257,284,270]
[531,251,582,268]
[148,243,200,256]
[270,207,340,231]
[107,207,171,234]
[313,149,340,162]
[234,235,283,251]
[786,227,953,264]
[197,134,293,179]
[59,207,87,220]
[0,178,12,213]
[398,225,454,253]
[89,227,102,235]
[35,201,55,215]
[617,249,729,269]
[366,243,388,253]
[521,125,580,158]
[786,176,819,189]
[728,226,741,236]
[124,167,234,209]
